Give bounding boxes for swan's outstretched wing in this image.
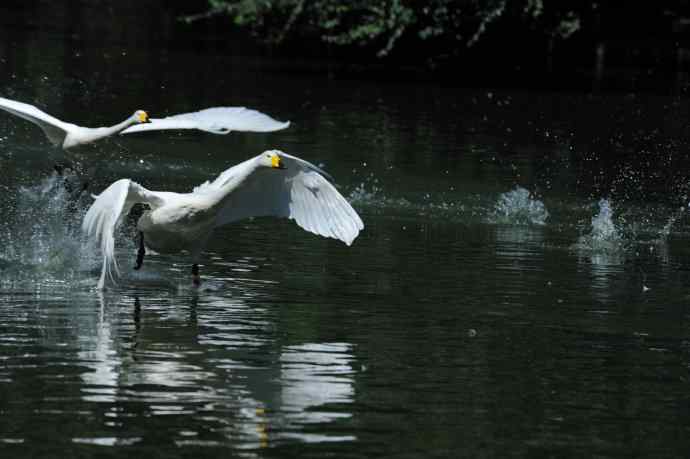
[120,107,290,135]
[0,96,72,146]
[82,179,165,289]
[214,152,363,245]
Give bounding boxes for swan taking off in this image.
[0,96,290,149]
[82,150,364,289]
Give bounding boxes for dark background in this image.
[3,1,690,93]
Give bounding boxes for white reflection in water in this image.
[197,294,272,350]
[278,342,356,442]
[79,299,120,403]
[578,250,625,303]
[575,199,626,302]
[74,293,357,446]
[493,225,545,284]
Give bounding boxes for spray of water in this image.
[0,174,99,288]
[490,186,549,225]
[576,198,625,252]
[658,206,685,241]
[349,173,415,210]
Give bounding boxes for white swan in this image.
[0,97,290,149]
[0,96,150,149]
[82,150,363,289]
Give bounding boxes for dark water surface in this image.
[3,5,690,458]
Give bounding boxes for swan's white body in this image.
[0,96,149,149]
[0,97,290,149]
[83,150,363,289]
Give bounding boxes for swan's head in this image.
[260,150,286,170]
[133,110,150,124]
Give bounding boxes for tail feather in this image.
[82,179,133,288]
[83,179,163,289]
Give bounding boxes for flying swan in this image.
[82,150,364,289]
[0,96,290,149]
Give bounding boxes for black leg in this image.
[192,263,201,287]
[134,232,145,270]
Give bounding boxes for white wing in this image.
[214,153,363,246]
[0,96,72,146]
[82,179,165,289]
[120,106,290,135]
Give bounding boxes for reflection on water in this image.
[573,199,627,303]
[79,299,119,403]
[279,343,355,442]
[577,249,625,304]
[28,289,359,452]
[494,224,545,261]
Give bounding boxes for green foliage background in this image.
[190,0,584,60]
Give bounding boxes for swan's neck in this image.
[101,117,137,137]
[209,157,261,205]
[63,116,138,148]
[223,158,260,190]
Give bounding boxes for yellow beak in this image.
[271,154,282,169]
[138,111,149,123]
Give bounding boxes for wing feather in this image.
[82,179,164,289]
[121,106,290,135]
[0,96,71,146]
[292,183,318,236]
[214,154,363,245]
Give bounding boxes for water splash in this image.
[349,173,414,210]
[589,199,619,241]
[349,172,500,223]
[490,186,549,225]
[576,198,625,252]
[658,206,685,241]
[0,174,98,288]
[349,174,384,205]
